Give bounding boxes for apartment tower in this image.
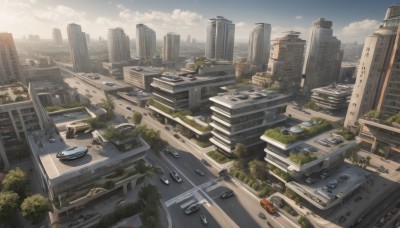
[108,28,131,63]
[0,33,22,85]
[205,16,235,61]
[248,23,271,70]
[136,24,156,59]
[67,23,91,72]
[162,32,180,63]
[52,28,63,45]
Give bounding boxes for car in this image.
[305,177,316,184]
[169,150,180,158]
[201,159,211,167]
[338,174,350,182]
[200,214,208,224]
[56,146,88,161]
[292,101,298,106]
[184,203,200,215]
[126,116,131,119]
[220,189,234,199]
[48,138,56,143]
[195,169,205,176]
[270,196,284,208]
[126,107,131,110]
[304,111,311,115]
[320,172,330,179]
[164,126,170,130]
[258,212,266,219]
[160,175,169,185]
[218,168,227,176]
[143,113,148,116]
[170,171,182,183]
[173,134,180,139]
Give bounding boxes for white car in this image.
[200,214,208,224]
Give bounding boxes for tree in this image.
[248,160,267,180]
[136,160,163,186]
[365,156,371,167]
[132,112,143,125]
[1,167,28,197]
[100,95,115,119]
[136,125,168,152]
[21,194,49,225]
[234,143,247,160]
[0,192,19,226]
[298,216,313,228]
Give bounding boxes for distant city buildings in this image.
[205,16,235,61]
[85,34,91,44]
[248,23,271,70]
[0,33,22,85]
[52,28,63,45]
[67,23,91,72]
[136,24,156,59]
[266,31,306,93]
[302,18,342,93]
[162,32,180,64]
[108,28,131,63]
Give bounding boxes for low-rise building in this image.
[310,83,353,112]
[209,89,288,153]
[123,66,162,91]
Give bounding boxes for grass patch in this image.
[193,139,213,148]
[207,151,232,164]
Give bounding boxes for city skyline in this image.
[0,0,396,43]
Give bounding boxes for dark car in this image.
[220,189,234,199]
[201,159,211,167]
[126,107,132,110]
[218,168,227,176]
[270,196,284,208]
[184,203,200,215]
[159,175,169,185]
[195,169,205,176]
[173,134,180,139]
[170,171,182,183]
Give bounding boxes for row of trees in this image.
[0,167,49,227]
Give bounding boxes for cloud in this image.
[295,15,303,20]
[339,19,380,42]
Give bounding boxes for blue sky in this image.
[0,0,397,42]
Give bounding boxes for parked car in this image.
[184,203,200,215]
[218,168,227,176]
[173,134,180,139]
[126,107,131,110]
[200,214,208,224]
[270,196,284,208]
[195,169,205,176]
[160,175,169,185]
[48,138,56,143]
[220,189,234,199]
[170,171,182,183]
[258,212,266,219]
[201,159,211,167]
[320,172,330,179]
[169,150,180,158]
[306,177,316,184]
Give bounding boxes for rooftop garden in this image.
[364,110,400,127]
[334,127,355,140]
[147,99,173,115]
[303,99,322,111]
[103,126,138,142]
[288,153,318,165]
[45,101,90,112]
[264,118,332,145]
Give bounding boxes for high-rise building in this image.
[205,16,235,61]
[0,33,22,85]
[67,23,91,72]
[266,31,306,93]
[108,28,130,63]
[162,33,180,63]
[344,6,400,127]
[248,23,271,70]
[302,18,342,93]
[85,34,91,45]
[136,24,156,59]
[186,35,191,44]
[52,28,63,45]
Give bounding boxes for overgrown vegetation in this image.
[103,126,138,142]
[264,118,332,145]
[335,127,355,140]
[136,125,168,152]
[298,216,314,228]
[193,139,213,148]
[45,101,90,112]
[207,151,232,164]
[387,112,400,125]
[303,100,322,111]
[365,110,382,119]
[266,163,293,182]
[288,153,318,166]
[147,99,173,115]
[285,188,302,205]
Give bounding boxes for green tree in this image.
[1,167,28,197]
[248,160,267,180]
[234,143,247,160]
[0,192,19,227]
[21,194,49,225]
[136,125,168,153]
[298,216,313,228]
[136,160,163,186]
[365,155,371,167]
[132,112,143,125]
[100,95,115,118]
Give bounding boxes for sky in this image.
[0,0,398,43]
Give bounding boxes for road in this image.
[69,79,298,228]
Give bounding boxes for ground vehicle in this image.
[200,214,208,224]
[48,138,56,143]
[270,196,284,208]
[201,159,211,167]
[320,172,330,179]
[169,150,180,158]
[56,146,88,161]
[258,212,266,219]
[260,199,276,214]
[164,126,170,131]
[126,107,131,110]
[173,134,180,139]
[195,169,205,176]
[170,171,182,183]
[220,189,234,199]
[218,168,227,176]
[160,176,169,185]
[184,203,200,215]
[305,177,316,184]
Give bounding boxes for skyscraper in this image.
[136,24,156,59]
[302,18,342,93]
[108,28,131,63]
[267,31,306,93]
[205,16,235,61]
[85,34,91,45]
[162,33,180,63]
[248,23,271,70]
[67,23,91,73]
[344,6,400,127]
[52,28,63,45]
[0,33,22,85]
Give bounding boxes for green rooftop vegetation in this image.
[303,99,322,111]
[264,118,332,145]
[288,153,318,165]
[147,99,173,115]
[335,127,355,140]
[387,112,400,126]
[45,101,90,112]
[103,126,138,142]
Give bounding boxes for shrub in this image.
[289,153,317,165]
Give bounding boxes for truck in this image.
[260,199,276,214]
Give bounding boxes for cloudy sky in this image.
[0,0,395,43]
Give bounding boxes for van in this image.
[260,199,276,214]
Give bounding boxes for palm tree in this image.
[100,95,115,119]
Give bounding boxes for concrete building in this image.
[0,33,22,85]
[205,16,235,61]
[248,23,271,70]
[302,18,342,93]
[123,66,162,91]
[162,32,180,64]
[338,62,356,83]
[52,28,63,45]
[136,24,156,59]
[209,89,288,154]
[261,118,361,210]
[85,34,90,44]
[108,28,130,63]
[267,31,306,93]
[67,23,91,73]
[310,84,353,112]
[345,6,400,127]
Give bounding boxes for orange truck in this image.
[260,199,276,214]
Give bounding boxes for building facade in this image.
[67,23,91,73]
[210,89,288,154]
[108,28,131,63]
[123,66,161,91]
[267,31,306,93]
[248,23,271,70]
[311,84,353,112]
[205,16,235,61]
[0,33,22,85]
[136,24,156,59]
[52,28,63,45]
[162,32,180,63]
[302,18,342,93]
